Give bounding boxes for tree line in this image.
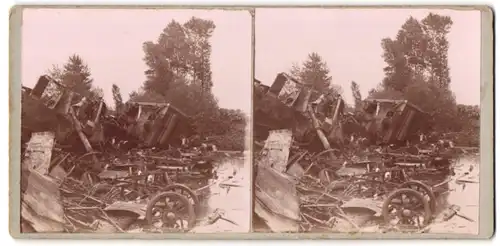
[41,13,479,149]
[45,17,246,151]
[285,13,478,146]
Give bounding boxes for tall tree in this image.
[47,54,99,101]
[373,13,456,132]
[138,17,222,137]
[111,84,124,113]
[380,17,426,92]
[142,41,175,96]
[143,17,216,98]
[291,52,333,93]
[183,17,216,92]
[61,55,94,96]
[421,13,453,89]
[350,81,362,109]
[380,14,453,92]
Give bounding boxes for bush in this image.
[451,130,480,147]
[208,110,248,151]
[210,130,246,151]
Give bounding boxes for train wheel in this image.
[163,184,200,215]
[146,191,196,232]
[382,188,432,232]
[399,180,437,214]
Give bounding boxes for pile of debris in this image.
[253,73,478,233]
[254,130,476,233]
[20,75,224,233]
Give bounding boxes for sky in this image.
[255,8,481,106]
[21,8,252,113]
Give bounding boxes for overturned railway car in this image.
[253,73,314,142]
[361,99,428,145]
[123,102,194,148]
[21,76,75,146]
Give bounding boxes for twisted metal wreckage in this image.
[21,75,233,233]
[253,73,478,233]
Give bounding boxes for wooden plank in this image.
[21,169,65,232]
[254,131,300,232]
[145,105,169,147]
[254,165,300,232]
[260,129,293,172]
[22,132,55,175]
[158,114,177,146]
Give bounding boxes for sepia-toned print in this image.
[253,8,482,235]
[19,7,252,234]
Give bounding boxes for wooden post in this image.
[328,97,345,148]
[307,105,332,151]
[68,107,99,166]
[331,97,343,126]
[136,105,142,121]
[93,100,104,124]
[83,100,104,135]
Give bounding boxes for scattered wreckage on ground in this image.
[21,75,234,233]
[253,73,478,233]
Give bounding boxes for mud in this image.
[428,154,480,234]
[190,152,251,233]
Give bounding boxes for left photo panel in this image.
[15,7,253,235]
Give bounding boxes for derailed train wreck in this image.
[254,72,430,150]
[22,75,194,153]
[20,75,228,233]
[253,72,461,233]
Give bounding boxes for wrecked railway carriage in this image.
[120,101,194,148]
[22,76,75,147]
[253,72,429,149]
[254,74,312,143]
[253,73,463,233]
[20,75,225,233]
[22,75,193,152]
[360,99,428,146]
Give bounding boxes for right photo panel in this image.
[252,7,481,235]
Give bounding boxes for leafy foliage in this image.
[47,54,103,102]
[290,52,342,99]
[111,84,124,114]
[350,81,362,110]
[362,13,478,146]
[370,13,462,132]
[130,17,245,150]
[452,104,480,146]
[209,108,248,150]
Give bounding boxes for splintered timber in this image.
[252,72,479,234]
[20,75,247,233]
